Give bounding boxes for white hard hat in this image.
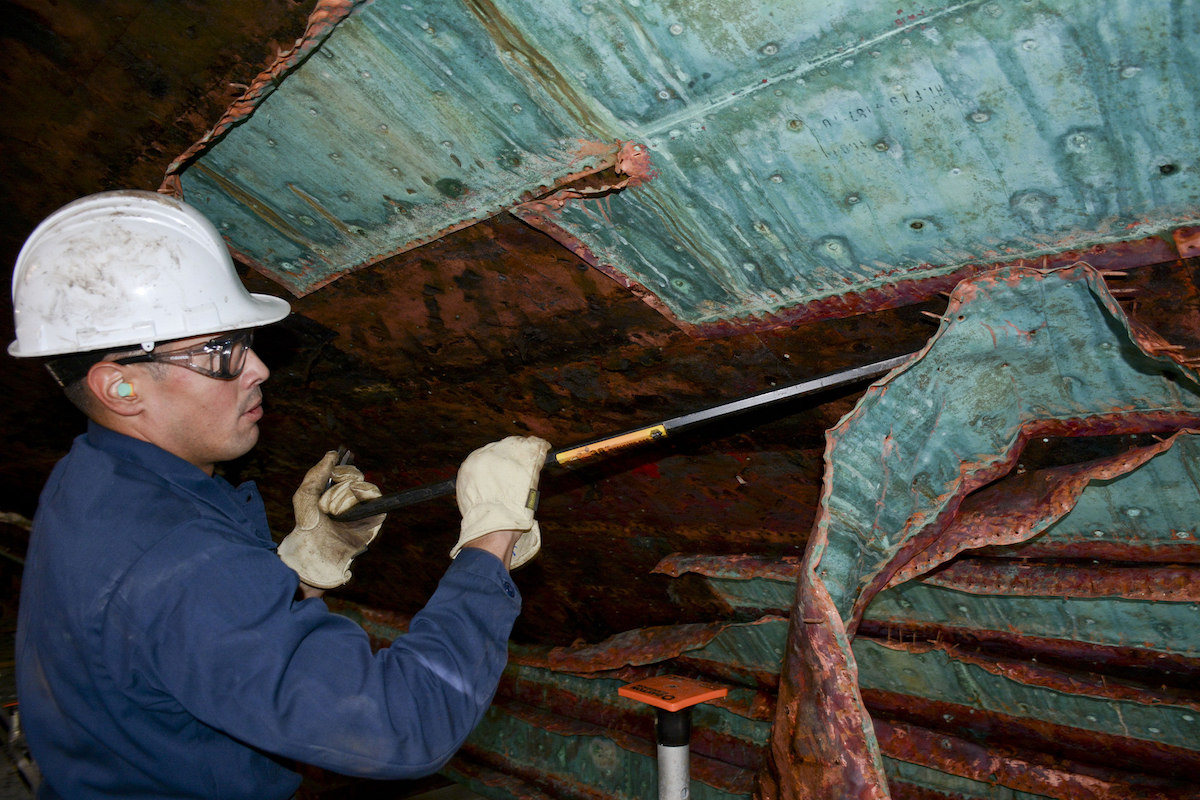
[9,190,291,358]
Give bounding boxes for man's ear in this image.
[86,362,143,417]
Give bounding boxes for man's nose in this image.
[242,347,270,384]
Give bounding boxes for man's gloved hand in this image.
[278,451,386,589]
[452,436,551,569]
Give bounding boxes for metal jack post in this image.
[619,675,728,800]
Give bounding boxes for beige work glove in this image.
[452,436,551,569]
[277,451,386,589]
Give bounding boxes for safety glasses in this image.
[115,330,255,380]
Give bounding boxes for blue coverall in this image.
[16,422,520,798]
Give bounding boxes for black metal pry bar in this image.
[332,352,915,521]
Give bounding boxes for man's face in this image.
[132,333,271,474]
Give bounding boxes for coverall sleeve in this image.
[106,527,520,779]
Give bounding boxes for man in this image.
[9,190,550,798]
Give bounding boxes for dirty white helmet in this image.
[9,190,291,358]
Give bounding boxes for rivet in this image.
[788,119,804,130]
[266,138,276,147]
[970,111,990,123]
[1126,507,1142,517]
[846,194,861,204]
[1160,163,1178,175]
[761,43,779,56]
[1175,531,1191,539]
[874,140,889,151]
[360,70,372,79]
[308,107,319,115]
[512,103,523,113]
[910,220,926,230]
[1021,39,1037,51]
[378,124,388,132]
[669,23,684,35]
[1121,66,1142,78]
[1093,530,1105,538]
[657,89,671,100]
[770,174,783,183]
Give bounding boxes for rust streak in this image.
[856,620,1200,688]
[922,559,1200,602]
[163,0,363,179]
[870,702,1200,795]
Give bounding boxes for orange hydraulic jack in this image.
[619,675,728,800]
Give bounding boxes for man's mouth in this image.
[243,394,263,420]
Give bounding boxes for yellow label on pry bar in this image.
[553,424,667,466]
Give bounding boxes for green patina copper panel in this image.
[704,576,796,616]
[852,639,1200,753]
[177,0,615,291]
[177,0,1200,328]
[862,582,1200,657]
[682,618,788,677]
[812,266,1200,621]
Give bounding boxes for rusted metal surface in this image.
[285,266,1200,799]
[919,560,1200,603]
[6,4,1200,799]
[761,265,1200,799]
[873,719,1198,800]
[856,619,1200,689]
